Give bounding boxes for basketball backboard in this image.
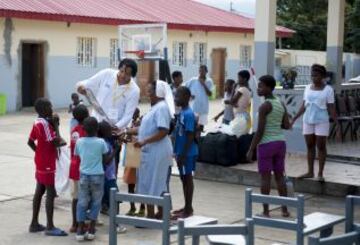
[118,23,167,60]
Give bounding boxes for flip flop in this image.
[45,227,68,236]
[136,209,146,217]
[29,224,46,233]
[297,173,314,179]
[126,209,137,216]
[172,208,184,215]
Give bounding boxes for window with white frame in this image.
[194,42,207,65]
[77,37,96,67]
[240,45,252,68]
[110,39,119,68]
[172,42,187,67]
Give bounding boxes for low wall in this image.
[274,83,360,153]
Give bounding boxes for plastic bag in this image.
[55,146,70,194]
[119,143,141,168]
[229,113,250,137]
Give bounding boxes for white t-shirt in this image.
[304,84,334,109]
[77,69,140,129]
[234,86,251,114]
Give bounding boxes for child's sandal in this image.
[136,209,145,217]
[126,209,137,216]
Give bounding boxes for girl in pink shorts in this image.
[247,75,291,217]
[291,64,338,182]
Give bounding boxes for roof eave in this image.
[0,10,295,37]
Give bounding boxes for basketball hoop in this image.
[124,50,145,59]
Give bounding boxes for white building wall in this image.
[0,18,254,111]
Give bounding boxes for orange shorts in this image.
[123,167,137,184]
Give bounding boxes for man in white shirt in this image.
[77,59,140,130]
[184,65,214,129]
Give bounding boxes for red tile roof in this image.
[0,0,294,37]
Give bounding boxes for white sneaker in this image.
[75,233,85,242]
[85,232,95,241]
[117,226,127,234]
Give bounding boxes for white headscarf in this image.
[155,80,175,118]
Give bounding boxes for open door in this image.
[211,48,227,98]
[136,60,155,100]
[22,43,45,107]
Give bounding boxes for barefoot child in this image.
[28,98,67,236]
[171,71,183,96]
[68,93,84,131]
[74,117,110,241]
[68,93,83,113]
[173,86,198,218]
[122,108,145,217]
[69,105,89,233]
[213,79,235,125]
[246,75,291,217]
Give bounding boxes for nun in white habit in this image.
[129,80,174,218]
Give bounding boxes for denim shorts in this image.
[77,174,104,222]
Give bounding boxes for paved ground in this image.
[0,101,358,244]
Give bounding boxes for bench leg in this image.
[320,227,333,238]
[192,235,200,245]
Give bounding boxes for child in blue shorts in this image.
[173,86,198,218]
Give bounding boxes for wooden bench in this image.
[244,188,346,245]
[177,218,254,245]
[109,189,217,245]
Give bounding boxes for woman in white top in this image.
[229,70,252,137]
[291,64,338,181]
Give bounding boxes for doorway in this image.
[136,60,155,100]
[211,48,227,98]
[21,43,45,107]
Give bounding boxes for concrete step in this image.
[327,154,360,166]
[194,157,360,197]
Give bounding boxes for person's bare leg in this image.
[128,184,136,211]
[147,205,155,219]
[316,136,327,180]
[260,173,272,217]
[45,185,57,230]
[71,199,78,230]
[274,173,290,217]
[30,183,46,231]
[299,134,316,178]
[184,174,194,216]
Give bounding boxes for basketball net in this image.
[124,50,145,59]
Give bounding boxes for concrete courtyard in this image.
[0,101,358,245]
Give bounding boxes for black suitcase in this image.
[198,133,218,164]
[198,133,238,166]
[215,133,238,166]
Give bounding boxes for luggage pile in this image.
[198,132,255,166]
